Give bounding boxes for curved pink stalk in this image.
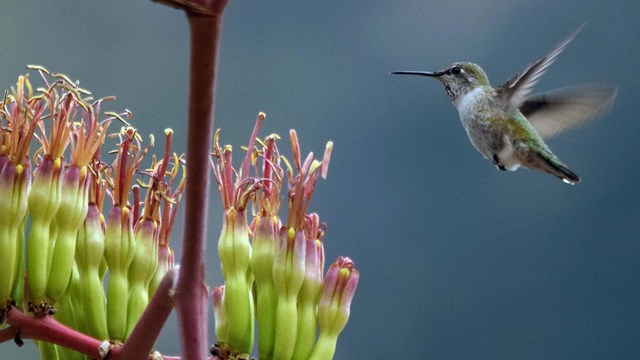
[115,267,178,360]
[3,310,105,358]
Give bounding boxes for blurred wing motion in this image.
[519,84,617,139]
[496,24,585,113]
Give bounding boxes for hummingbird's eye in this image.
[450,66,462,75]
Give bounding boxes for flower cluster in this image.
[0,68,359,360]
[211,113,360,360]
[0,68,184,357]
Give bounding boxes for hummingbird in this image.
[392,25,616,184]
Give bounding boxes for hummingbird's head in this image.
[392,62,490,104]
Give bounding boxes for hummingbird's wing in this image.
[519,85,617,139]
[496,24,585,114]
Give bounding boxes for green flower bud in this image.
[212,286,227,347]
[0,159,30,308]
[26,156,63,309]
[104,205,136,342]
[51,265,84,360]
[310,257,359,360]
[37,340,60,360]
[54,264,80,330]
[149,244,173,298]
[293,215,325,359]
[251,214,280,358]
[1,74,37,312]
[272,227,306,360]
[11,218,28,311]
[46,165,89,303]
[125,218,158,337]
[75,204,108,340]
[218,208,254,356]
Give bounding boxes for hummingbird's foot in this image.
[492,154,506,171]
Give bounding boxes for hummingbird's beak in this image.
[390,71,443,77]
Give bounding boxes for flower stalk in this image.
[168,2,230,358]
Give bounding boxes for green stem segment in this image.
[11,218,27,310]
[293,294,320,359]
[308,333,338,360]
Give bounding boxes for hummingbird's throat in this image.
[444,83,458,102]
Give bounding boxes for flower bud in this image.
[75,204,108,340]
[218,208,254,356]
[212,286,227,347]
[104,205,136,342]
[26,156,63,310]
[46,165,90,303]
[292,215,325,359]
[310,257,359,360]
[272,227,306,360]
[0,160,30,308]
[251,214,280,358]
[125,217,158,337]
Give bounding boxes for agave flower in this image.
[211,113,268,357]
[0,64,360,360]
[250,134,283,358]
[149,129,185,297]
[271,130,332,360]
[74,156,110,340]
[292,213,326,359]
[0,74,38,315]
[126,129,185,337]
[104,126,152,342]
[46,91,111,305]
[209,112,359,360]
[25,71,76,313]
[311,256,360,360]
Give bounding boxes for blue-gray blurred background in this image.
[2,1,639,359]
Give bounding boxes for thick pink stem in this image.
[3,310,105,358]
[115,268,178,360]
[0,325,19,344]
[173,3,228,359]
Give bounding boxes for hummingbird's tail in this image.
[526,151,581,185]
